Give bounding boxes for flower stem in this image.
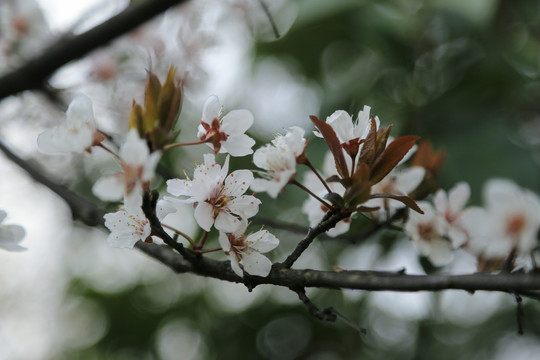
[292,180,333,210]
[163,139,207,150]
[161,223,196,247]
[97,143,120,159]
[194,247,222,254]
[197,231,209,249]
[304,158,332,194]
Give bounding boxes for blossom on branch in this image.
[218,219,279,277]
[93,129,161,209]
[302,151,350,236]
[197,95,255,156]
[0,210,26,252]
[404,202,454,266]
[251,126,307,198]
[37,94,104,154]
[165,154,260,232]
[463,179,540,270]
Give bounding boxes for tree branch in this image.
[0,0,190,100]
[4,141,540,295]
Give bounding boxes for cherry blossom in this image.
[314,106,379,144]
[251,126,307,198]
[463,179,540,264]
[0,210,26,252]
[302,151,350,237]
[165,153,260,232]
[37,94,103,154]
[93,129,161,209]
[366,166,425,220]
[197,95,256,156]
[218,219,279,277]
[404,202,454,266]
[433,182,471,248]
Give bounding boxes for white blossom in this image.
[463,179,540,262]
[165,153,260,232]
[218,220,279,277]
[433,182,470,248]
[0,210,26,252]
[37,94,100,154]
[301,151,349,237]
[365,166,425,220]
[404,202,454,266]
[251,126,306,198]
[314,106,380,144]
[93,129,161,210]
[197,95,255,156]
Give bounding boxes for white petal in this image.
[433,189,448,214]
[241,251,273,277]
[426,238,454,266]
[120,129,150,167]
[92,175,125,201]
[194,202,215,231]
[220,109,254,134]
[221,134,255,156]
[218,231,231,252]
[448,182,470,213]
[214,212,241,233]
[251,178,284,199]
[223,170,254,197]
[166,178,193,198]
[156,199,177,220]
[247,230,279,253]
[229,253,243,277]
[142,151,162,181]
[66,94,96,129]
[326,110,354,142]
[227,195,261,218]
[395,167,425,194]
[202,95,221,122]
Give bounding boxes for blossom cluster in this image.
[34,68,540,277]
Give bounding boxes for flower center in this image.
[506,213,526,238]
[418,222,437,241]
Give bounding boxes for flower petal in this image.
[202,95,222,123]
[194,202,215,231]
[92,174,125,201]
[247,230,279,253]
[241,251,273,277]
[220,109,254,134]
[214,212,241,233]
[223,170,254,197]
[227,195,261,218]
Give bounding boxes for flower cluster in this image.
[35,70,540,278]
[404,179,540,271]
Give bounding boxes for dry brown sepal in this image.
[129,66,183,151]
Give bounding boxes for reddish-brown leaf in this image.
[370,135,420,184]
[311,115,349,178]
[357,117,378,166]
[369,193,424,214]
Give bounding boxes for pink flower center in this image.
[505,213,526,238]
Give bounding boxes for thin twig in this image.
[292,180,333,210]
[257,0,280,39]
[279,210,351,269]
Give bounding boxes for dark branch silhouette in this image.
[0,0,189,100]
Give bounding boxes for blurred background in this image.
[1,0,540,359]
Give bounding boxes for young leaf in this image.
[357,117,378,166]
[311,115,349,178]
[370,135,419,185]
[369,193,424,214]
